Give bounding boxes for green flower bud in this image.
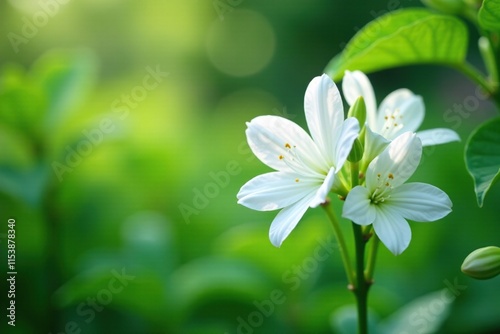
[347,138,364,163]
[461,246,500,280]
[347,96,366,127]
[421,0,464,14]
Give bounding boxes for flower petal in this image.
[342,186,377,226]
[388,182,452,222]
[361,125,390,171]
[246,115,326,173]
[269,191,317,247]
[376,89,424,140]
[304,74,344,162]
[366,132,422,191]
[334,117,360,172]
[342,70,377,126]
[237,172,320,211]
[309,167,335,208]
[416,128,460,147]
[373,206,412,255]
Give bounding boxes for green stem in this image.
[350,161,359,188]
[479,36,499,86]
[365,234,380,282]
[352,223,369,334]
[451,62,493,94]
[451,61,500,109]
[322,203,355,288]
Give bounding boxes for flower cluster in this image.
[237,72,455,255]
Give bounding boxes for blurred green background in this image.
[0,0,499,333]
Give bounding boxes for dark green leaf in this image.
[465,117,500,207]
[479,0,500,31]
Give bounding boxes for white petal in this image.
[333,117,360,172]
[416,128,460,147]
[246,115,326,173]
[304,74,344,161]
[342,70,377,126]
[309,167,335,208]
[269,191,317,247]
[388,182,452,221]
[342,186,377,226]
[366,132,422,191]
[361,125,390,171]
[237,172,320,211]
[376,89,424,140]
[372,206,412,255]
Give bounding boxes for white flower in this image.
[342,70,460,146]
[342,132,452,255]
[237,74,360,247]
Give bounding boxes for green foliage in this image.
[0,64,45,141]
[465,117,500,207]
[325,9,468,81]
[1,1,500,333]
[479,0,500,31]
[377,290,452,334]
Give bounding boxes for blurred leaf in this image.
[465,117,500,207]
[377,289,452,334]
[325,9,467,81]
[212,220,337,282]
[31,49,98,131]
[121,211,176,277]
[0,64,45,140]
[330,305,378,334]
[54,257,168,324]
[0,164,48,206]
[301,285,351,333]
[170,256,273,315]
[479,0,500,31]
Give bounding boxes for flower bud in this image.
[347,138,364,163]
[347,96,366,127]
[461,246,500,280]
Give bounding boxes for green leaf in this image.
[31,49,98,130]
[479,0,500,31]
[377,290,453,334]
[325,9,468,81]
[169,256,273,324]
[0,64,46,140]
[0,164,48,206]
[465,117,500,207]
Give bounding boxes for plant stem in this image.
[479,36,499,87]
[352,223,369,334]
[452,61,500,109]
[452,62,493,94]
[350,161,359,187]
[322,203,355,288]
[365,234,380,282]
